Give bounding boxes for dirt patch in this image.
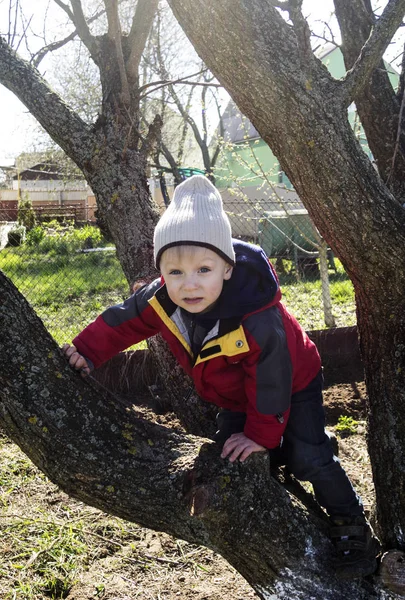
[0,380,373,600]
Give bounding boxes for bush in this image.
[17,196,36,231]
[26,226,45,246]
[27,222,105,255]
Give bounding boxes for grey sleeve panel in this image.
[102,278,162,327]
[244,307,293,414]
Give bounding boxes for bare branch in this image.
[209,92,225,170]
[127,0,159,82]
[138,68,208,94]
[177,84,196,165]
[104,0,130,105]
[201,84,208,145]
[53,0,74,21]
[342,0,405,104]
[33,6,107,67]
[32,30,76,67]
[139,77,221,100]
[66,0,98,58]
[8,0,19,46]
[14,12,33,55]
[311,34,339,50]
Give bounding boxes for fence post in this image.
[319,239,336,328]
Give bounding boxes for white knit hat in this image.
[154,175,235,268]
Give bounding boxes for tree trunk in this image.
[0,271,397,599]
[80,125,159,283]
[167,0,405,548]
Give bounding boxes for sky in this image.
[0,0,403,166]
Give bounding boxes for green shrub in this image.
[336,415,359,436]
[17,196,36,231]
[28,223,105,255]
[26,226,45,246]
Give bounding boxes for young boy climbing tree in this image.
[63,175,380,578]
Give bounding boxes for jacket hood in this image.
[193,239,281,322]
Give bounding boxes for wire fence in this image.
[0,198,356,347]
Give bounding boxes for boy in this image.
[63,175,379,578]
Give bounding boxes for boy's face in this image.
[160,246,233,314]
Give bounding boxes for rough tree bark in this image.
[0,271,398,599]
[166,0,405,549]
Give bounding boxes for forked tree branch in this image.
[342,0,405,104]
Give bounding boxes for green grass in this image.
[279,261,355,331]
[0,225,130,344]
[0,226,356,343]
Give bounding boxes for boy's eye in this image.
[169,269,181,275]
[199,267,211,273]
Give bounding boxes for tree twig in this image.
[33,6,107,67]
[138,68,209,94]
[139,78,221,100]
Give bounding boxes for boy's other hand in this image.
[221,432,266,463]
[61,344,90,376]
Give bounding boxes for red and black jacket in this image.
[73,240,321,449]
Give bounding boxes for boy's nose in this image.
[183,276,198,290]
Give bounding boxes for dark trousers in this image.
[215,370,363,518]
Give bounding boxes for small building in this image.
[0,162,95,223]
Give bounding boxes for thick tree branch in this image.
[127,0,159,83]
[0,271,389,599]
[0,36,93,161]
[104,0,130,105]
[341,0,405,104]
[285,0,313,64]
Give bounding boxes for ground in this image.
[0,380,372,600]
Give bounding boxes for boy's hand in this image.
[221,432,266,463]
[61,344,90,376]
